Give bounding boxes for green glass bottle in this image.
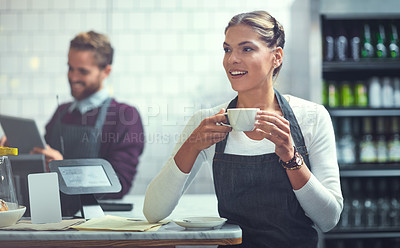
[328,81,340,108]
[322,79,328,106]
[362,23,375,58]
[359,117,377,163]
[376,23,387,58]
[376,117,388,163]
[340,81,354,107]
[354,81,368,107]
[389,22,399,59]
[388,117,400,162]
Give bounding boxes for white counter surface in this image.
[0,194,242,247]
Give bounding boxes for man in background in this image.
[0,31,145,213]
[38,30,144,200]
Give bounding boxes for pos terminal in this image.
[49,159,121,219]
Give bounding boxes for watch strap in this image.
[279,147,303,170]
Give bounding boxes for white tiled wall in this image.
[0,0,299,195]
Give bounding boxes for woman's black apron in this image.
[212,90,318,248]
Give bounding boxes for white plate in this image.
[173,217,227,230]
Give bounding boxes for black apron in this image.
[212,90,318,248]
[48,98,111,216]
[48,98,111,159]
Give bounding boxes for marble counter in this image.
[0,194,242,247]
[0,223,241,241]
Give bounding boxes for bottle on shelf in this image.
[350,178,364,228]
[328,80,340,108]
[393,77,400,107]
[337,117,356,165]
[324,22,335,61]
[354,81,368,107]
[338,179,351,229]
[362,22,375,58]
[322,80,327,106]
[375,117,388,163]
[377,178,391,228]
[388,21,399,58]
[363,178,378,228]
[381,77,394,108]
[388,117,400,163]
[349,21,361,61]
[340,81,354,107]
[389,178,400,227]
[335,21,349,61]
[376,22,388,58]
[368,77,382,108]
[359,117,377,163]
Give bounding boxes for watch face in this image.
[295,153,303,165]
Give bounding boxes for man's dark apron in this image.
[48,98,111,216]
[212,90,318,248]
[49,98,111,159]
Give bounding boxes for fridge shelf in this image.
[323,231,400,240]
[339,168,400,177]
[323,60,400,72]
[327,108,400,117]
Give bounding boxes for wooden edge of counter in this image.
[1,237,242,247]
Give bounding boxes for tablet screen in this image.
[59,165,111,187]
[49,159,121,195]
[0,115,46,154]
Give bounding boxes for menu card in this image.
[71,215,169,232]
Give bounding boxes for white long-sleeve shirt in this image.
[144,95,343,232]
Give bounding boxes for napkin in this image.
[71,215,169,232]
[0,219,85,231]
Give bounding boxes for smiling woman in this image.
[144,10,343,248]
[223,11,285,80]
[222,24,280,95]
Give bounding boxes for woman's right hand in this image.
[174,108,231,173]
[186,108,232,152]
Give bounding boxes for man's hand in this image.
[0,136,8,147]
[31,145,63,171]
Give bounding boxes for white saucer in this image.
[173,217,227,230]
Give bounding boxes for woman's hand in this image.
[186,108,232,152]
[31,145,63,171]
[254,110,294,162]
[174,109,232,173]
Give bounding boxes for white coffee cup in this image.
[222,108,260,131]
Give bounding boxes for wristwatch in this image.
[279,148,303,170]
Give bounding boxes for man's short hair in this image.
[69,31,114,69]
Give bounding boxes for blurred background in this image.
[1,0,400,247]
[0,0,309,195]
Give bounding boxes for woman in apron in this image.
[144,11,343,247]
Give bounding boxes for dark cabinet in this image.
[319,14,400,248]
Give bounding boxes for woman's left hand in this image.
[254,111,294,162]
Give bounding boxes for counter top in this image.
[0,194,242,247]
